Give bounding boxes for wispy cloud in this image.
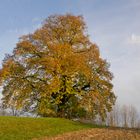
[128,34,140,45]
[32,17,44,23]
[6,28,29,35]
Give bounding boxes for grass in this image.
[0,116,98,140]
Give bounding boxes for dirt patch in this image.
[35,128,140,140]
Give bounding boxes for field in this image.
[0,116,140,140]
[0,116,96,140]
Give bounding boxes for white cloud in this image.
[32,17,45,23]
[128,34,140,45]
[32,17,41,22]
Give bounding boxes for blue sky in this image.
[0,0,140,110]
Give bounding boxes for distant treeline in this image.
[102,104,140,128]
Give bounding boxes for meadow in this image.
[0,116,96,140]
[0,116,140,140]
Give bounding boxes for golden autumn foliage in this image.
[0,14,116,119]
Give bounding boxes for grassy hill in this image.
[0,116,96,140]
[0,116,139,140]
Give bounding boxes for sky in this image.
[0,0,140,110]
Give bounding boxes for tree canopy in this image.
[0,14,116,120]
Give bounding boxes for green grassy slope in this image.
[0,116,96,140]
